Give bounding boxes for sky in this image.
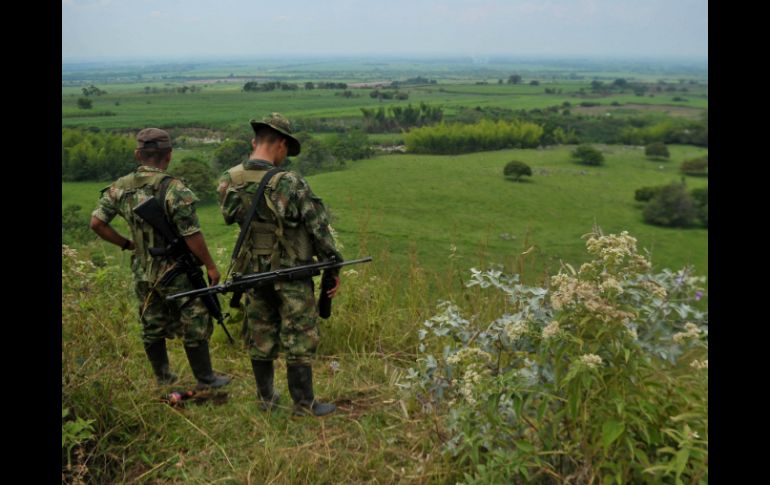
[62,0,708,62]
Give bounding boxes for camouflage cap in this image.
[249,112,301,156]
[136,128,172,149]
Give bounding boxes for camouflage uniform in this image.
[218,159,342,365]
[92,166,213,347]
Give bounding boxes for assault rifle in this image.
[132,197,235,344]
[165,256,373,319]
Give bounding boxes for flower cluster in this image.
[672,322,701,343]
[579,353,603,369]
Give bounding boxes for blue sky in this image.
[62,0,708,61]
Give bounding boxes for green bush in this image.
[169,157,217,203]
[405,119,544,154]
[680,156,708,176]
[691,187,708,228]
[572,144,604,165]
[503,160,532,182]
[634,186,663,202]
[62,128,135,181]
[645,142,670,159]
[62,204,96,245]
[643,183,697,227]
[213,139,251,173]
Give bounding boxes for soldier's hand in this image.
[207,267,221,286]
[326,276,341,298]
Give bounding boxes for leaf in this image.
[602,420,625,450]
[674,448,690,477]
[514,440,535,453]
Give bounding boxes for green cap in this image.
[249,112,301,156]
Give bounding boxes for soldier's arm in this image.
[184,233,220,285]
[90,185,134,250]
[90,217,135,250]
[295,178,343,263]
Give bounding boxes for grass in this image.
[63,143,708,288]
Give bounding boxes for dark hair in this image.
[137,147,172,162]
[253,126,282,145]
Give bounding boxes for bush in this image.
[643,183,697,227]
[405,120,544,154]
[62,205,96,245]
[213,139,251,173]
[77,97,93,109]
[645,142,670,159]
[634,186,663,202]
[169,157,217,203]
[691,187,708,228]
[503,160,532,182]
[572,144,604,165]
[680,156,708,176]
[405,230,708,483]
[325,130,373,161]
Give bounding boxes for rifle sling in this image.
[230,167,284,262]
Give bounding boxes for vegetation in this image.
[62,128,135,181]
[572,144,605,166]
[642,183,697,228]
[680,155,708,176]
[645,142,670,159]
[503,160,533,182]
[169,157,218,203]
[405,119,544,154]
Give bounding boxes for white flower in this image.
[542,321,560,340]
[504,321,528,342]
[579,353,603,369]
[673,322,701,343]
[689,359,708,370]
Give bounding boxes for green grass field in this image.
[63,144,707,286]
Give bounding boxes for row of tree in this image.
[360,103,443,132]
[405,119,544,154]
[62,128,135,181]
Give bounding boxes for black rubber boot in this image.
[251,360,280,411]
[143,340,177,385]
[287,364,336,417]
[183,341,232,390]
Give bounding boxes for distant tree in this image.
[645,142,670,159]
[212,139,251,172]
[572,144,604,166]
[498,79,503,84]
[613,78,628,89]
[529,80,540,86]
[507,74,522,84]
[77,97,93,109]
[690,186,708,228]
[305,82,315,90]
[169,157,217,203]
[503,160,532,182]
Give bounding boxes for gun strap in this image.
[230,167,284,262]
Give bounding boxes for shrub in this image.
[404,230,708,484]
[645,142,670,159]
[405,120,544,154]
[680,156,708,176]
[634,186,663,202]
[503,160,532,182]
[572,144,604,165]
[691,187,708,228]
[212,139,251,173]
[643,183,697,227]
[77,97,93,109]
[169,157,217,203]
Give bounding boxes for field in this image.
[62,57,708,484]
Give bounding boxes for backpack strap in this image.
[230,167,284,262]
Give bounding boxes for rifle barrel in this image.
[165,256,372,301]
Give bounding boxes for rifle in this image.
[132,196,235,344]
[166,257,373,319]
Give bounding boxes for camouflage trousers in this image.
[134,274,213,347]
[244,277,319,365]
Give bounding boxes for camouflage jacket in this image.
[92,165,201,283]
[217,159,342,273]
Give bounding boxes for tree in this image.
[305,82,315,90]
[645,142,670,159]
[507,74,522,84]
[77,97,93,109]
[572,144,604,166]
[503,160,532,182]
[169,158,217,203]
[680,156,708,176]
[212,139,251,172]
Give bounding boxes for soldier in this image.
[90,128,232,390]
[218,113,342,416]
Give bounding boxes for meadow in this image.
[62,57,708,484]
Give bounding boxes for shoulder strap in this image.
[230,167,284,262]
